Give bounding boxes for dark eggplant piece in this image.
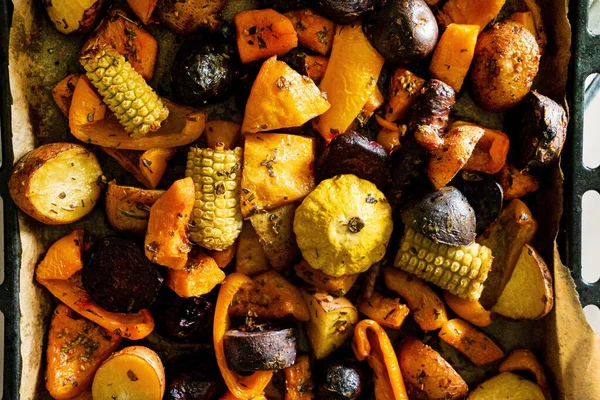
[316,131,389,189]
[224,327,297,372]
[387,132,428,210]
[317,362,364,400]
[171,37,239,107]
[316,0,379,24]
[82,237,163,313]
[507,90,568,169]
[401,187,476,246]
[166,359,226,400]
[451,171,503,234]
[364,0,438,64]
[152,288,214,343]
[409,79,456,151]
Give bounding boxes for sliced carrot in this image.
[36,228,85,281]
[443,291,493,327]
[439,318,504,366]
[499,349,551,400]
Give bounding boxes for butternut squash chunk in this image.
[105,181,164,234]
[208,240,239,268]
[46,304,122,399]
[127,0,157,24]
[53,74,81,117]
[386,68,425,122]
[138,148,177,189]
[430,24,479,92]
[439,318,504,366]
[236,222,271,276]
[314,24,384,141]
[235,9,298,64]
[166,251,226,297]
[285,9,336,55]
[284,356,314,400]
[145,177,194,270]
[357,292,410,330]
[36,228,85,281]
[495,164,540,200]
[204,120,241,150]
[304,54,329,81]
[294,259,358,296]
[438,0,507,30]
[242,57,330,133]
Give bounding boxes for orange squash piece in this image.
[138,148,177,189]
[499,349,551,400]
[439,318,505,366]
[294,259,358,296]
[208,240,239,268]
[443,291,493,327]
[53,74,81,117]
[46,304,122,399]
[430,24,479,92]
[84,9,158,80]
[242,57,330,133]
[70,77,206,150]
[357,292,410,330]
[235,9,298,64]
[386,68,425,122]
[314,24,384,141]
[284,355,314,400]
[236,222,271,276]
[285,9,336,55]
[495,164,541,201]
[36,228,85,281]
[241,133,315,216]
[127,0,158,24]
[303,54,329,81]
[438,0,507,30]
[145,177,194,269]
[461,123,510,174]
[204,120,241,150]
[355,87,384,128]
[229,270,310,321]
[166,251,226,297]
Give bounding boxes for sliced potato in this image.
[157,0,225,35]
[492,245,554,319]
[92,346,165,400]
[469,372,545,400]
[105,181,164,234]
[302,290,358,359]
[9,143,103,225]
[249,203,300,270]
[44,0,104,34]
[236,222,271,276]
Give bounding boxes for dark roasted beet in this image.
[387,132,428,209]
[316,0,380,24]
[167,358,226,400]
[317,361,365,399]
[82,237,163,313]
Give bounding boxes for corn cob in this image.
[394,227,493,300]
[186,144,243,251]
[81,47,169,139]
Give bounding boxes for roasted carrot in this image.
[443,291,493,327]
[439,318,504,366]
[36,228,85,281]
[357,292,410,330]
[204,120,241,150]
[285,9,335,55]
[499,349,551,400]
[166,251,226,297]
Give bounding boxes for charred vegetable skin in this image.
[409,79,456,150]
[387,133,428,208]
[171,38,238,107]
[223,328,297,372]
[317,362,364,400]
[82,237,163,313]
[316,0,378,24]
[316,132,388,189]
[166,360,225,400]
[452,172,504,234]
[364,0,438,64]
[507,91,568,168]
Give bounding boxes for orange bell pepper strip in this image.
[352,319,408,400]
[214,273,273,399]
[220,391,267,400]
[499,349,551,400]
[36,228,85,281]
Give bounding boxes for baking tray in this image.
[0,0,595,399]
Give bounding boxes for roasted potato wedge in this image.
[43,0,104,35]
[9,143,103,225]
[157,0,225,35]
[469,372,545,400]
[105,181,164,234]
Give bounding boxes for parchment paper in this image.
[7,0,600,398]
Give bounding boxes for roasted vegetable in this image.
[469,372,545,400]
[357,292,410,330]
[364,0,438,64]
[401,186,476,246]
[477,199,538,309]
[53,74,80,116]
[105,181,164,234]
[241,57,330,133]
[397,337,468,400]
[520,0,547,53]
[492,244,553,320]
[145,177,194,270]
[429,24,479,92]
[294,175,393,277]
[127,0,158,24]
[507,90,568,168]
[9,142,103,225]
[499,349,551,400]
[171,38,238,107]
[166,359,226,400]
[139,148,177,189]
[80,47,170,139]
[281,49,329,81]
[208,242,238,268]
[355,87,384,128]
[284,355,314,400]
[229,270,310,321]
[383,267,448,331]
[302,290,358,359]
[427,123,485,190]
[317,361,365,399]
[235,9,298,64]
[439,318,504,366]
[462,123,510,175]
[43,0,104,34]
[249,203,300,270]
[451,171,504,234]
[153,288,214,342]
[236,222,271,276]
[83,237,163,313]
[204,120,241,150]
[387,132,428,206]
[437,0,506,30]
[443,291,493,327]
[241,133,315,216]
[409,79,456,150]
[316,0,377,24]
[166,251,226,297]
[471,21,540,112]
[294,259,359,296]
[186,145,243,251]
[385,68,425,122]
[316,132,388,189]
[314,24,384,141]
[224,327,297,372]
[285,9,336,55]
[92,346,166,400]
[376,125,402,154]
[157,0,225,35]
[46,304,122,400]
[36,228,85,282]
[495,164,540,201]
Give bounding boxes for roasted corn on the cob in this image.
[81,47,169,139]
[186,144,243,251]
[394,227,493,300]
